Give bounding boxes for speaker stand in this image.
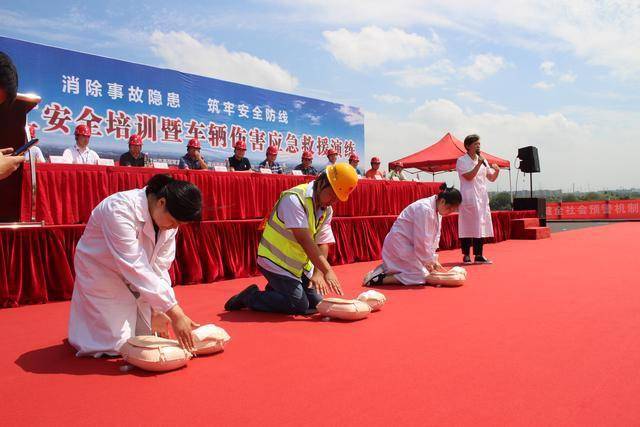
[529,173,533,198]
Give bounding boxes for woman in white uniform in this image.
[68,174,202,357]
[456,134,500,264]
[363,184,462,286]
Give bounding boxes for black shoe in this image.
[224,285,259,311]
[363,265,386,287]
[474,256,493,264]
[463,255,472,264]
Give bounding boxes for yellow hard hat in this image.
[326,162,359,202]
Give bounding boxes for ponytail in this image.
[437,182,462,206]
[145,174,202,222]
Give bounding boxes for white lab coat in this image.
[456,154,494,238]
[381,196,442,285]
[68,188,178,357]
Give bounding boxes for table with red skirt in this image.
[19,164,443,224]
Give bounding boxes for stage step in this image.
[513,226,551,240]
[511,217,540,234]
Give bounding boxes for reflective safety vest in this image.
[257,183,330,278]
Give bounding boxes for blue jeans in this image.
[246,266,322,315]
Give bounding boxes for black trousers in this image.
[460,238,484,256]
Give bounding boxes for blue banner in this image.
[0,36,365,170]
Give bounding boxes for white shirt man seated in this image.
[62,124,100,165]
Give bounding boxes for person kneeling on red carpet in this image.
[68,174,202,357]
[363,183,461,286]
[225,163,359,315]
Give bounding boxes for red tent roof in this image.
[390,133,510,173]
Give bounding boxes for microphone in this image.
[476,148,488,167]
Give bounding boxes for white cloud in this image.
[386,53,506,87]
[338,105,365,125]
[303,113,322,125]
[456,91,506,111]
[322,26,442,69]
[540,61,555,76]
[461,54,507,80]
[559,72,577,83]
[533,81,555,90]
[373,94,405,104]
[287,0,640,79]
[148,31,299,92]
[365,98,639,190]
[385,59,455,87]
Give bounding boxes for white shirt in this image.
[62,145,101,165]
[258,182,334,280]
[456,154,494,238]
[24,146,46,163]
[68,188,178,356]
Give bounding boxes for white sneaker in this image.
[363,264,385,287]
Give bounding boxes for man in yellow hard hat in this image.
[225,163,359,315]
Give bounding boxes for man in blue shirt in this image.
[178,138,207,170]
[227,141,252,172]
[294,150,318,176]
[258,145,283,174]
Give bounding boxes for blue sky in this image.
[2,0,639,190]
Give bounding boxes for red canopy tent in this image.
[389,133,510,174]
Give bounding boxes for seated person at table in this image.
[62,124,101,165]
[348,153,363,176]
[365,157,386,179]
[228,141,252,172]
[0,51,25,179]
[24,125,45,163]
[178,138,207,170]
[258,145,283,174]
[325,148,338,168]
[294,151,318,176]
[119,134,150,167]
[388,162,407,181]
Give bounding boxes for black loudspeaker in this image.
[514,197,546,226]
[517,146,540,173]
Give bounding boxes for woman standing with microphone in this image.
[456,134,500,264]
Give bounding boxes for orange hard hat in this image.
[326,163,359,202]
[326,148,338,157]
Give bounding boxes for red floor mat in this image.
[1,223,639,426]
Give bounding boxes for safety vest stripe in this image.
[266,217,296,241]
[259,238,306,271]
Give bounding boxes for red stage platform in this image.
[1,223,639,425]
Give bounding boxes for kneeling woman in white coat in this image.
[363,184,462,286]
[69,174,202,357]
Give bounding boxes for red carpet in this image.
[1,223,639,426]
